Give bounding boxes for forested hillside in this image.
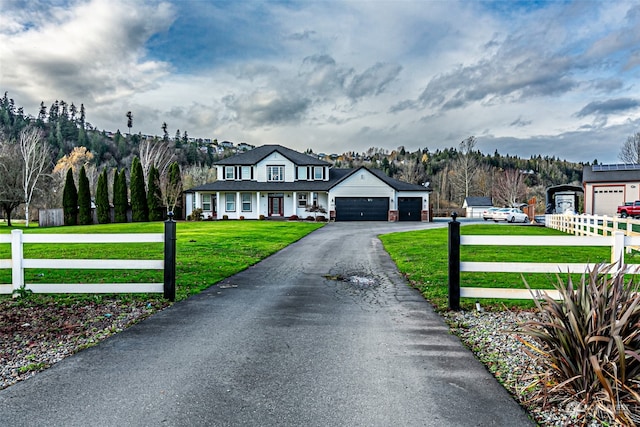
[0,92,586,222]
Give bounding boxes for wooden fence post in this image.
[448,212,461,311]
[164,212,177,301]
[11,229,24,294]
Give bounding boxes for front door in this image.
[269,196,284,216]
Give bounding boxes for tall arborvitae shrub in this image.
[62,168,78,226]
[130,157,148,222]
[96,169,110,224]
[147,165,164,221]
[77,165,92,225]
[114,169,128,223]
[167,161,183,218]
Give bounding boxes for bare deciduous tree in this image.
[181,163,217,190]
[19,127,50,227]
[619,132,640,163]
[492,168,527,207]
[139,138,175,182]
[450,136,479,204]
[398,157,427,185]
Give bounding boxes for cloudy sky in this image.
[1,0,639,163]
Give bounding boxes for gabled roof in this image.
[214,144,330,166]
[329,167,430,192]
[463,196,492,207]
[184,167,430,194]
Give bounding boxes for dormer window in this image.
[224,166,235,180]
[313,167,324,180]
[267,165,284,182]
[241,166,252,180]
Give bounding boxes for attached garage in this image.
[398,197,421,221]
[335,197,389,221]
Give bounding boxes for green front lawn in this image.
[380,224,639,311]
[0,221,324,301]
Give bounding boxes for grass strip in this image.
[380,224,640,311]
[0,221,324,302]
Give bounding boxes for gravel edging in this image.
[0,298,628,426]
[443,309,623,427]
[0,298,169,390]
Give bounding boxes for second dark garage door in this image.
[398,197,422,221]
[335,197,389,221]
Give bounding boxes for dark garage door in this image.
[398,197,421,221]
[335,197,389,221]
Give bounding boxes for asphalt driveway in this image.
[0,221,533,426]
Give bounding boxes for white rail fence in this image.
[0,224,176,300]
[545,213,640,239]
[447,217,640,309]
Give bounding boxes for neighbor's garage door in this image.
[398,197,421,221]
[593,186,624,216]
[335,197,389,221]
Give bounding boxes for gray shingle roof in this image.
[214,144,330,166]
[464,196,492,207]
[185,167,430,193]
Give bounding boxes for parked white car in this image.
[493,208,529,223]
[482,207,501,221]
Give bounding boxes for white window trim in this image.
[202,194,211,211]
[225,193,236,211]
[225,166,234,180]
[241,166,251,180]
[267,165,285,182]
[297,193,308,208]
[241,193,252,212]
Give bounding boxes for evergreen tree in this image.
[114,169,128,223]
[77,165,92,225]
[96,169,110,224]
[62,168,78,226]
[147,165,164,221]
[130,157,148,222]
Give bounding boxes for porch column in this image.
[236,192,241,218]
[216,192,220,218]
[292,192,297,215]
[257,191,261,217]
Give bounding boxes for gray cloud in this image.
[591,78,625,93]
[509,116,532,128]
[0,0,175,106]
[225,91,312,127]
[575,98,640,118]
[299,54,350,96]
[417,53,577,112]
[345,62,402,101]
[287,30,316,41]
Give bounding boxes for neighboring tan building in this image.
[583,164,640,215]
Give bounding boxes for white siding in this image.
[255,153,296,182]
[329,170,394,213]
[396,191,430,212]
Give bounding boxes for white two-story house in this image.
[184,144,431,221]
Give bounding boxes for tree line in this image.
[0,93,194,225]
[0,91,596,224]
